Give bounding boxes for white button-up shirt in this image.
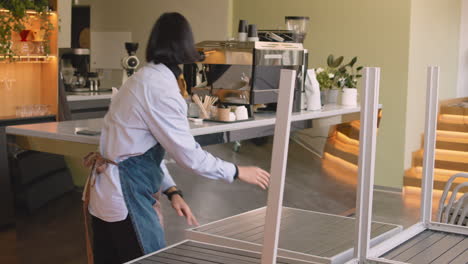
[89,63,236,222]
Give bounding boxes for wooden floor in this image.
[129,240,314,264]
[0,226,17,264]
[189,207,401,262]
[382,230,468,264]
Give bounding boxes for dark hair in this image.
[146,12,200,65]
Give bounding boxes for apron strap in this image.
[82,152,118,264]
[177,74,188,98]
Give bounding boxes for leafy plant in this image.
[327,54,344,68]
[315,54,345,90]
[0,0,53,60]
[315,67,335,90]
[336,56,363,88]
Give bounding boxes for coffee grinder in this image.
[121,42,140,84]
[285,16,310,43]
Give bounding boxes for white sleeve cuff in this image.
[160,160,176,191]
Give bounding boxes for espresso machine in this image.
[185,41,307,112]
[59,48,90,92]
[59,48,104,92]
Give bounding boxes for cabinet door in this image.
[0,127,15,226]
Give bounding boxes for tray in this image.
[203,117,255,123]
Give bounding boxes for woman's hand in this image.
[238,166,271,190]
[171,194,199,226]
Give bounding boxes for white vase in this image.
[326,89,339,104]
[341,88,358,107]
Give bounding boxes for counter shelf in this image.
[0,55,55,63]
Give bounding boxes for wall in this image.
[457,0,468,97]
[404,0,462,170]
[58,0,72,48]
[63,0,462,188]
[82,0,231,62]
[233,0,412,188]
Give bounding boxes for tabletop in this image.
[6,104,363,145]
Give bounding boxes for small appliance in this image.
[121,42,140,84]
[59,48,93,92]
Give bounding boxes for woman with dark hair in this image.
[84,12,270,264]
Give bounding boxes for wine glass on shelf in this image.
[19,30,32,58]
[32,30,46,56]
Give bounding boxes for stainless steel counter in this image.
[66,91,112,102]
[65,92,112,120]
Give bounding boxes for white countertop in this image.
[6,104,363,145]
[66,92,113,102]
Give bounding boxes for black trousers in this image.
[92,215,143,264]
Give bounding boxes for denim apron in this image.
[118,144,166,254]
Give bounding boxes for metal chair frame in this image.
[347,66,468,264]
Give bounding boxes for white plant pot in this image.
[326,89,339,104]
[320,91,326,106]
[341,88,358,107]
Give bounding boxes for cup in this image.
[32,41,45,55]
[19,41,31,56]
[238,20,248,42]
[15,106,22,117]
[33,104,41,116]
[247,24,259,42]
[238,20,248,33]
[218,108,231,121]
[248,24,257,38]
[23,105,32,117]
[32,30,46,42]
[229,112,236,121]
[235,106,249,120]
[45,105,51,115]
[210,106,218,119]
[188,102,200,117]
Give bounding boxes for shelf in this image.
[0,55,56,63]
[0,1,58,120]
[0,115,56,126]
[0,9,57,16]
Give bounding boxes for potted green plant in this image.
[337,57,363,106]
[315,54,344,104]
[0,0,53,60]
